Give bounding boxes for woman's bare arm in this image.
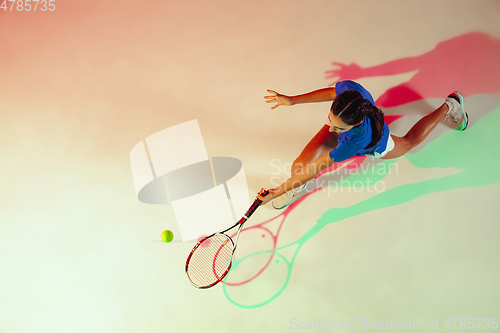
[265,88,337,109]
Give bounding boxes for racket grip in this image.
[243,190,269,219]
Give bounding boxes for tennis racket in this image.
[185,190,269,289]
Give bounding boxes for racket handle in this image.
[241,190,269,220]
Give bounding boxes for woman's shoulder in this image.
[335,81,376,105]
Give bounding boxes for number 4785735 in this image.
[1,0,56,11]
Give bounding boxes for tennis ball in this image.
[161,230,174,243]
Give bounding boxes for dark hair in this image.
[331,90,385,149]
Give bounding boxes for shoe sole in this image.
[271,184,306,210]
[272,195,295,210]
[452,91,468,131]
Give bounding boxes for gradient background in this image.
[1,1,500,332]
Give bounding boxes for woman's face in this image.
[328,111,358,133]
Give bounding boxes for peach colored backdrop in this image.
[1,1,499,332]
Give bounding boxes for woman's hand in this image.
[256,188,275,205]
[264,90,293,109]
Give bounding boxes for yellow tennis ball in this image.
[161,230,174,243]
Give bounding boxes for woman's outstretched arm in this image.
[265,87,337,109]
[257,152,336,205]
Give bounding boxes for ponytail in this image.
[365,105,384,149]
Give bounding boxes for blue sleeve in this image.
[329,142,365,162]
[335,80,376,106]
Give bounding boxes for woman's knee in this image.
[399,136,413,154]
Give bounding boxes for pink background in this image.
[1,1,500,332]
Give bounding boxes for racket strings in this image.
[186,234,234,288]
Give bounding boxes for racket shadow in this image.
[221,193,311,308]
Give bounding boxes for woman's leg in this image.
[382,102,450,159]
[291,125,339,175]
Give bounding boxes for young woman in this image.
[257,80,468,209]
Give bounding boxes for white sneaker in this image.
[272,184,306,210]
[444,91,468,131]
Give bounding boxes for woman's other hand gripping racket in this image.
[256,188,274,205]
